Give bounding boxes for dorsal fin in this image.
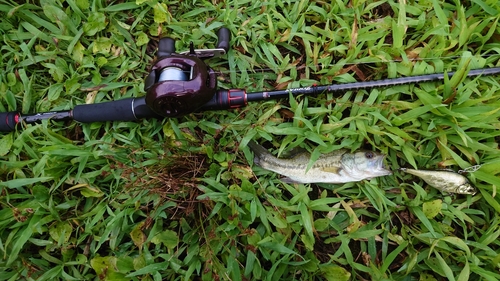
[281,147,308,159]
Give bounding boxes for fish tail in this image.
[248,140,273,167]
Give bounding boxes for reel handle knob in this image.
[158,38,176,57]
[216,28,231,52]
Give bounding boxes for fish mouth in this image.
[377,155,393,175]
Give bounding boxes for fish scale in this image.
[248,141,392,184]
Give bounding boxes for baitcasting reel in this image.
[144,28,246,117]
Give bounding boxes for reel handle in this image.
[216,27,230,52]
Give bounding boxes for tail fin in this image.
[247,140,271,166]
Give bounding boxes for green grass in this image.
[1,0,500,280]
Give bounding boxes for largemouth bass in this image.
[248,141,392,184]
[399,168,477,195]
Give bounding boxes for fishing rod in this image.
[1,28,500,132]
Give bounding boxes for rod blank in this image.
[1,66,500,132]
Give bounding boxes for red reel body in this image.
[145,54,217,117]
[144,28,231,117]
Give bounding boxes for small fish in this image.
[399,168,477,195]
[248,141,392,184]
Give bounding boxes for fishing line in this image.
[210,53,500,74]
[458,165,483,174]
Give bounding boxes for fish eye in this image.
[365,152,374,159]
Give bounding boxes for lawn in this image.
[1,0,500,280]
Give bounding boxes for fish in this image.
[399,168,477,195]
[248,141,392,184]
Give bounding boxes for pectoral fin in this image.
[321,167,341,174]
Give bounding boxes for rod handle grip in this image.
[73,97,158,123]
[0,111,19,132]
